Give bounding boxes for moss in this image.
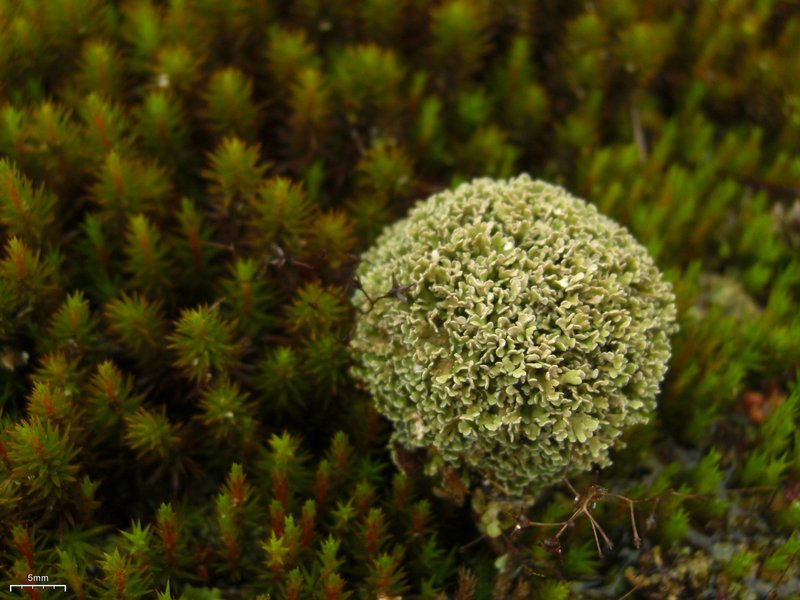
[0,0,799,597]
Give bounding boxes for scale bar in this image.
[9,585,67,591]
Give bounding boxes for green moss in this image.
[0,0,798,596]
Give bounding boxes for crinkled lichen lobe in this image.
[351,174,677,495]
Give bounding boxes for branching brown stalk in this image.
[511,477,703,558]
[352,273,415,313]
[341,273,414,344]
[266,243,315,272]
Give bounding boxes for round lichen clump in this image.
[350,175,678,497]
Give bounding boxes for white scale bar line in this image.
[9,585,67,591]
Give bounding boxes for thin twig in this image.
[617,582,643,600]
[630,103,648,162]
[766,549,797,599]
[512,481,703,558]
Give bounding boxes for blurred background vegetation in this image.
[0,0,798,597]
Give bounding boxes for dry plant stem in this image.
[349,126,367,156]
[517,479,703,558]
[340,253,364,296]
[459,534,488,554]
[202,239,236,254]
[604,491,642,548]
[630,103,648,162]
[268,243,315,271]
[342,274,415,344]
[766,549,798,600]
[617,582,643,600]
[354,273,414,313]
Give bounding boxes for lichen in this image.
[350,175,678,496]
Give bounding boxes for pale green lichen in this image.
[350,175,678,496]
